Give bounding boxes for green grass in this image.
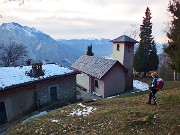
[6,81,180,135]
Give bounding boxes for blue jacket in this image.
[151,77,158,89]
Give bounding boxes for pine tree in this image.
[133,7,159,76]
[164,0,180,73]
[86,44,94,56]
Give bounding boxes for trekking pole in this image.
[150,89,159,108]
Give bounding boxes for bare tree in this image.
[0,0,42,6]
[124,24,140,40]
[0,42,27,67]
[0,0,42,18]
[157,52,174,80]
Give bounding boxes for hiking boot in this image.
[146,101,151,105]
[153,102,157,105]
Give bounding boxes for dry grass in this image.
[6,84,180,135]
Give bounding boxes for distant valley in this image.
[58,38,112,58]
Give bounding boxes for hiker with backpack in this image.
[147,72,164,105]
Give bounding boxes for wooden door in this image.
[50,86,58,102]
[0,102,7,123]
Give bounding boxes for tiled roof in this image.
[71,55,125,79]
[110,35,138,43]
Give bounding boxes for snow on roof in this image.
[0,64,74,90]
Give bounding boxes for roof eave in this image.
[109,40,139,43]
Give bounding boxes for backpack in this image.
[156,78,164,89]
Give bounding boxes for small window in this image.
[116,44,120,51]
[95,80,99,88]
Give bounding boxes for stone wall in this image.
[0,74,77,122]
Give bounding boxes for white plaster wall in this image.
[112,43,125,64]
[94,79,104,97]
[76,73,90,92]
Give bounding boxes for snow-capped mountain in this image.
[0,22,77,66]
[0,22,164,66]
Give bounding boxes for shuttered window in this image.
[95,80,99,88]
[117,44,120,51]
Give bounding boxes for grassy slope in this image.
[6,81,180,135]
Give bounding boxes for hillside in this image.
[6,83,180,135]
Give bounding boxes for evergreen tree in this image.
[133,7,159,76]
[86,44,94,56]
[164,0,180,73]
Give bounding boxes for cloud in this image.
[0,0,170,42]
[27,16,133,39]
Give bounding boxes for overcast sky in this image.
[0,0,170,43]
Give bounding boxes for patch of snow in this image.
[104,55,113,59]
[133,80,149,91]
[86,38,96,40]
[78,103,86,108]
[131,92,136,94]
[92,91,101,97]
[37,43,43,51]
[68,103,96,117]
[106,95,119,99]
[52,119,60,123]
[31,27,42,33]
[64,58,71,64]
[2,22,42,35]
[26,31,33,37]
[136,91,141,93]
[23,111,47,123]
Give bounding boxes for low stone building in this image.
[0,64,77,123]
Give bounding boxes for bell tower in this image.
[110,35,138,91]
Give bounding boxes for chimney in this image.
[25,59,32,66]
[86,44,94,56]
[31,63,44,77]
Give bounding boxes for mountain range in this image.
[0,22,164,66]
[0,22,78,66]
